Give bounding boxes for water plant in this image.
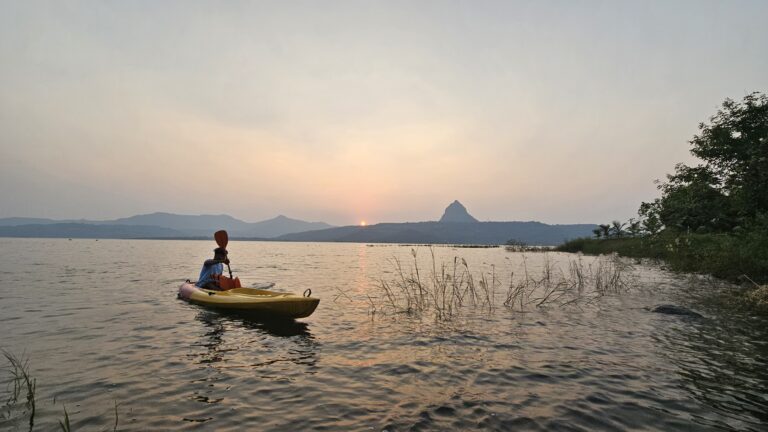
[374,249,636,320]
[56,398,120,432]
[1,351,120,431]
[501,253,634,312]
[1,350,36,431]
[376,249,496,320]
[59,407,71,432]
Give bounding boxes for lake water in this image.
[1,238,766,431]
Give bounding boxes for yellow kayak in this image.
[178,281,320,319]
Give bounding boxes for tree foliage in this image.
[641,92,768,233]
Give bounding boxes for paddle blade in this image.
[214,230,229,248]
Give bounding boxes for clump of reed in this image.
[2,350,120,432]
[376,248,498,320]
[2,350,36,431]
[374,250,636,320]
[503,253,635,312]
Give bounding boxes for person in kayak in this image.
[196,247,241,290]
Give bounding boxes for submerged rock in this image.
[650,304,703,318]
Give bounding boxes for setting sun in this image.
[360,220,367,226]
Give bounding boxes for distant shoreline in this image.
[0,236,555,248]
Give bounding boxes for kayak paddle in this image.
[214,230,234,279]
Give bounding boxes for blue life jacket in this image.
[196,262,224,287]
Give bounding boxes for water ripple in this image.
[0,239,766,431]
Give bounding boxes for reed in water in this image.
[1,350,36,431]
[374,250,636,320]
[1,350,120,432]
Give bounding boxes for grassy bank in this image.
[556,230,768,284]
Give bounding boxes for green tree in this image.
[656,165,735,232]
[641,92,768,232]
[638,204,662,235]
[610,220,626,238]
[598,224,611,238]
[592,228,602,239]
[690,92,768,218]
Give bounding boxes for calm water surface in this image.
[1,238,767,431]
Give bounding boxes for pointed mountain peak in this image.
[439,200,478,223]
[268,214,299,222]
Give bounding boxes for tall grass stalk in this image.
[59,407,71,432]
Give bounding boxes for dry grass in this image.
[746,285,768,309]
[742,275,768,311]
[374,249,636,320]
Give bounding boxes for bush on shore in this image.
[556,227,768,284]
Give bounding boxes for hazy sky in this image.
[1,1,766,225]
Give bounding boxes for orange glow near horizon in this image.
[360,220,367,226]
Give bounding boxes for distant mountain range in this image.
[275,221,595,245]
[0,202,597,245]
[0,213,333,239]
[276,201,595,245]
[0,223,184,239]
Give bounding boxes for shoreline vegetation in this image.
[556,230,768,284]
[556,92,768,311]
[555,233,768,312]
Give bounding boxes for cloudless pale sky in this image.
[1,1,767,225]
